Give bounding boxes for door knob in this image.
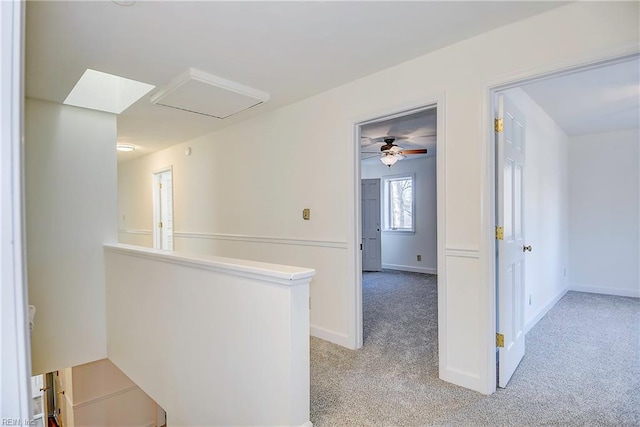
[523,245,532,252]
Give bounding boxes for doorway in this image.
[353,99,445,359]
[490,53,640,387]
[152,167,174,251]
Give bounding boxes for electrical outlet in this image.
[302,208,310,220]
[417,254,422,261]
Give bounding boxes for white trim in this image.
[570,285,640,299]
[151,67,270,106]
[152,166,173,250]
[72,384,138,409]
[0,0,31,418]
[445,248,480,259]
[104,243,315,287]
[118,229,152,236]
[310,325,351,348]
[439,368,482,394]
[152,165,173,175]
[381,173,416,233]
[482,48,640,395]
[300,422,313,427]
[173,231,348,249]
[524,287,569,334]
[349,95,446,360]
[382,263,437,275]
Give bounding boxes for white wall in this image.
[105,244,313,426]
[118,2,639,393]
[25,98,118,375]
[569,128,640,297]
[361,156,437,274]
[503,88,570,332]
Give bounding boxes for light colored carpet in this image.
[310,270,640,426]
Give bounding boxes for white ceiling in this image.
[521,57,640,136]
[25,1,567,160]
[360,108,436,164]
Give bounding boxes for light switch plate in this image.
[302,208,310,220]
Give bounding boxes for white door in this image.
[361,179,382,272]
[496,93,528,388]
[31,375,45,427]
[153,169,174,250]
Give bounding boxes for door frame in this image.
[0,0,32,418]
[349,93,446,358]
[482,50,640,393]
[152,165,173,250]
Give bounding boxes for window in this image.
[383,175,415,232]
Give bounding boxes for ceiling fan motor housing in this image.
[380,137,397,152]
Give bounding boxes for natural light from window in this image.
[63,69,155,114]
[384,175,414,232]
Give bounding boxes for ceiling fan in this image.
[361,136,428,167]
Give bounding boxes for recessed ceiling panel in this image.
[150,68,270,119]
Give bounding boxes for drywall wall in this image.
[569,128,640,297]
[61,359,159,427]
[25,98,117,374]
[118,2,639,393]
[361,156,437,274]
[502,88,570,332]
[105,244,313,426]
[118,158,153,248]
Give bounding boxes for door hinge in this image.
[158,222,163,229]
[360,243,363,250]
[495,226,504,240]
[494,117,504,133]
[496,333,504,348]
[158,182,162,189]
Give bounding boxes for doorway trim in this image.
[1,0,32,417]
[152,165,174,250]
[349,93,446,364]
[482,50,640,393]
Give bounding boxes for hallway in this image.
[310,270,640,426]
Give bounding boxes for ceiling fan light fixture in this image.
[380,154,399,167]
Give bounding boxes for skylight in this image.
[64,69,155,114]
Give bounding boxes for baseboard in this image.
[382,263,437,275]
[300,422,313,427]
[439,367,489,395]
[310,324,351,348]
[524,287,569,334]
[571,284,640,298]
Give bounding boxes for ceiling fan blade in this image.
[361,155,380,160]
[361,151,381,154]
[400,149,428,155]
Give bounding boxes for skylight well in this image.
[64,69,155,114]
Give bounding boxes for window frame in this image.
[382,173,416,234]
